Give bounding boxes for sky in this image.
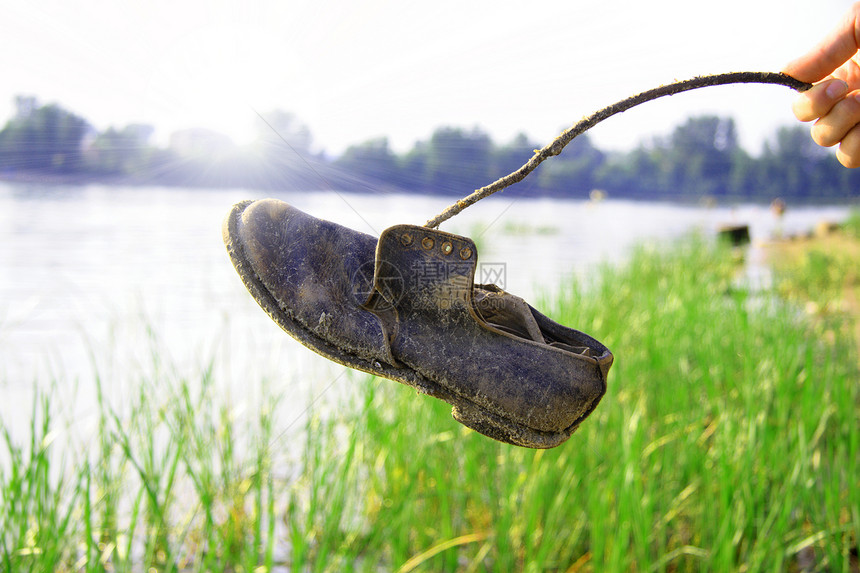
[0,0,853,157]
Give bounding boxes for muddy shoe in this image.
[223,198,613,448]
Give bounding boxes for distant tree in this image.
[662,115,740,197]
[836,156,860,197]
[397,140,429,191]
[1,92,857,201]
[248,110,327,189]
[424,126,492,194]
[596,145,665,198]
[334,137,400,184]
[537,133,605,195]
[756,125,838,199]
[0,96,91,173]
[254,110,312,156]
[491,132,538,181]
[86,124,155,175]
[726,149,757,199]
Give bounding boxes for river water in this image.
[0,182,851,437]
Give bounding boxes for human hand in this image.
[783,2,860,168]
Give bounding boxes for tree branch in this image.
[424,72,812,229]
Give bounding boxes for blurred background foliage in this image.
[1,95,859,201]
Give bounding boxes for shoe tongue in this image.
[371,224,478,313]
[473,288,545,343]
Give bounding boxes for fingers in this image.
[810,91,860,147]
[782,1,860,83]
[786,3,860,168]
[792,78,849,121]
[794,79,860,168]
[835,124,860,168]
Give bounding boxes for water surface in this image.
[0,183,849,436]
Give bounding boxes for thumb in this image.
[783,4,860,83]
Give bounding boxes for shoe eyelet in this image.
[441,241,453,255]
[421,237,435,250]
[459,246,472,260]
[400,233,413,246]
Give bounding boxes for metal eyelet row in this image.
[400,232,472,260]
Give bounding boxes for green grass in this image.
[842,210,860,239]
[1,237,858,571]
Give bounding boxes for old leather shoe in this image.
[223,198,612,448]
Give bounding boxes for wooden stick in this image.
[424,72,811,229]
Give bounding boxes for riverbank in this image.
[4,170,860,208]
[2,229,857,571]
[764,212,860,359]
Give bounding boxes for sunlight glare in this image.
[142,22,312,147]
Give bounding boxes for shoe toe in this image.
[228,198,392,366]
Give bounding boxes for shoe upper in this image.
[365,224,612,435]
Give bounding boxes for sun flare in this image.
[142,22,312,147]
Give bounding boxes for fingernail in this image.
[826,80,849,99]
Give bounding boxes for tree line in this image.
[1,95,857,201]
